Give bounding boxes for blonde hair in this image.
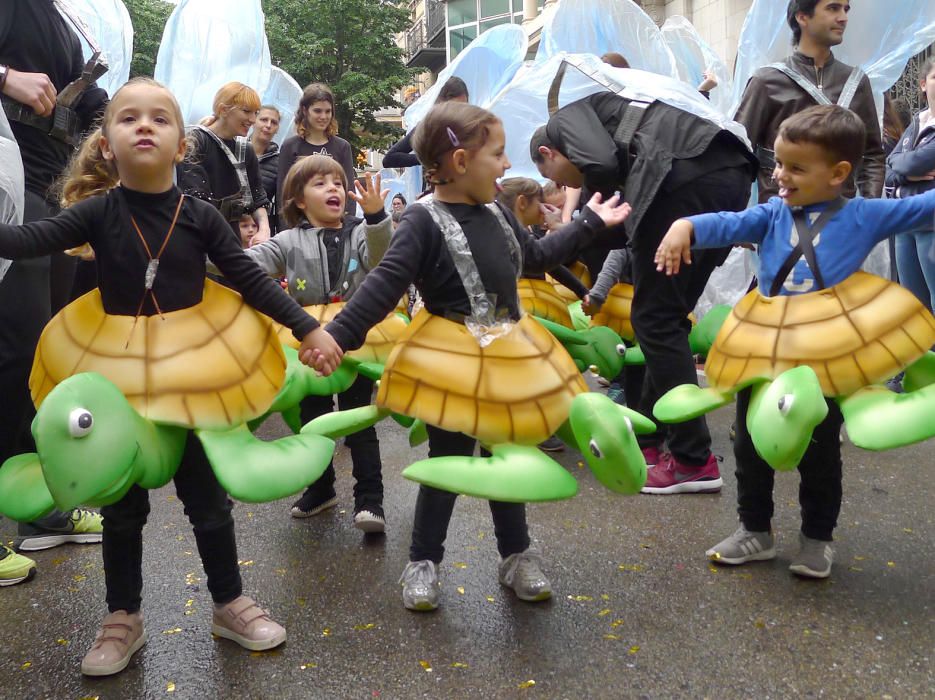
[295,83,338,138]
[201,81,261,126]
[496,177,543,215]
[281,154,348,227]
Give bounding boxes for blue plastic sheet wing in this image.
[402,24,527,130]
[661,15,733,117]
[0,107,23,282]
[535,0,677,79]
[154,0,271,125]
[261,67,302,145]
[63,0,133,99]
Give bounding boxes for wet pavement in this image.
[1,387,933,699]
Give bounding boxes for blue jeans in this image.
[895,230,935,312]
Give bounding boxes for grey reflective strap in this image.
[837,67,864,111]
[485,202,523,279]
[613,100,651,152]
[193,126,254,211]
[755,145,776,170]
[546,55,655,116]
[54,0,104,54]
[767,62,831,106]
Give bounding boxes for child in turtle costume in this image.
[655,105,935,579]
[323,103,635,612]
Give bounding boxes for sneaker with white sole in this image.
[14,509,103,551]
[212,596,286,651]
[0,545,36,586]
[789,534,833,579]
[353,505,386,533]
[399,560,440,611]
[81,610,145,676]
[290,489,338,519]
[706,526,776,565]
[640,452,723,494]
[498,551,552,602]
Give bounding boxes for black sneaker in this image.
[538,436,564,452]
[290,488,338,519]
[353,504,386,533]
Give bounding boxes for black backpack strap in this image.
[768,197,846,296]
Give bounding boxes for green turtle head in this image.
[747,366,829,472]
[535,316,626,379]
[568,393,653,494]
[32,373,143,509]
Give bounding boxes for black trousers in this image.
[734,387,844,541]
[409,425,530,563]
[629,164,751,465]
[299,375,383,509]
[100,432,242,613]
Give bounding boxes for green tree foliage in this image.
[122,0,174,79]
[264,0,414,156]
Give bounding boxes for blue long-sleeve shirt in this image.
[688,192,935,296]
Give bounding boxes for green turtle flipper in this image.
[840,382,935,451]
[355,361,385,383]
[197,424,335,503]
[568,300,591,331]
[568,393,649,494]
[409,419,429,447]
[281,405,302,434]
[534,316,587,345]
[689,305,730,355]
[903,351,935,393]
[301,404,389,440]
[402,444,579,503]
[622,344,645,365]
[0,454,55,523]
[746,367,828,472]
[653,384,733,423]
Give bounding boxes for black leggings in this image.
[409,425,530,563]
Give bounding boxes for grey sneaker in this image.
[706,526,776,565]
[14,509,103,551]
[399,560,440,611]
[789,534,833,579]
[498,551,552,602]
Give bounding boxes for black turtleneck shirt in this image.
[0,185,317,339]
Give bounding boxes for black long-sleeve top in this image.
[0,185,318,339]
[277,135,356,215]
[327,201,603,351]
[525,226,589,297]
[381,131,420,169]
[180,129,269,213]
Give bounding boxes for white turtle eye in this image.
[777,394,794,417]
[616,344,626,357]
[589,439,603,459]
[68,408,94,438]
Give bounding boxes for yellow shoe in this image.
[0,545,36,586]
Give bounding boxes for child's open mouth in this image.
[326,196,342,208]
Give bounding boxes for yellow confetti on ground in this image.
[185,599,194,608]
[457,586,465,595]
[853,555,866,561]
[275,568,287,576]
[184,610,195,616]
[477,531,485,539]
[485,596,495,603]
[297,597,307,607]
[163,628,182,635]
[628,646,640,655]
[567,595,593,601]
[419,660,432,672]
[182,551,193,556]
[603,634,620,640]
[238,560,254,567]
[56,638,69,646]
[300,663,318,670]
[887,561,896,568]
[754,619,766,629]
[167,495,176,501]
[617,564,644,572]
[451,662,468,668]
[518,680,536,689]
[737,573,753,580]
[246,512,254,519]
[321,628,331,637]
[600,594,610,600]
[902,528,912,533]
[20,662,31,670]
[51,557,66,566]
[639,543,652,549]
[576,461,584,469]
[610,619,624,628]
[167,681,176,692]
[708,565,719,574]
[78,696,100,700]
[73,575,86,582]
[598,608,611,617]
[353,623,375,631]
[68,586,79,593]
[453,562,468,569]
[849,566,863,572]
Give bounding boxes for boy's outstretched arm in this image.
[655,219,694,276]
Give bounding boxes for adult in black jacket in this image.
[383,77,469,169]
[250,105,281,232]
[532,91,756,494]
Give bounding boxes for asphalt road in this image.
[1,390,932,699]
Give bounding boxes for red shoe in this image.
[640,452,722,494]
[640,445,663,467]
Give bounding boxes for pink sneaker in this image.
[212,596,286,651]
[640,452,722,494]
[640,445,664,467]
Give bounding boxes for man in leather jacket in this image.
[735,0,884,202]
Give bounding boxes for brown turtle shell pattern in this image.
[377,311,588,445]
[591,282,635,341]
[705,272,935,396]
[517,278,573,327]
[30,280,286,430]
[547,260,591,305]
[275,302,408,364]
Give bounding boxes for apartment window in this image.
[448,0,477,25]
[481,0,510,15]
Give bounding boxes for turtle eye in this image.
[616,343,626,357]
[777,394,794,416]
[68,408,94,438]
[588,439,603,459]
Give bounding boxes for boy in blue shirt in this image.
[655,104,935,578]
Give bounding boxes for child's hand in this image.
[697,69,718,93]
[250,221,271,246]
[298,327,344,376]
[349,172,390,216]
[654,219,694,276]
[584,192,632,228]
[581,293,602,316]
[540,203,563,231]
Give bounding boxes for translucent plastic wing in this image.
[661,15,732,117]
[488,53,751,180]
[154,0,272,125]
[64,0,133,98]
[535,0,677,79]
[260,67,302,145]
[402,24,527,130]
[0,108,23,281]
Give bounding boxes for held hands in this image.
[349,172,390,216]
[4,69,57,117]
[540,202,563,231]
[581,293,603,316]
[654,219,694,276]
[298,327,344,376]
[585,192,632,228]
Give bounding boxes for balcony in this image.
[405,7,447,70]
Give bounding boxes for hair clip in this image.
[446,127,460,148]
